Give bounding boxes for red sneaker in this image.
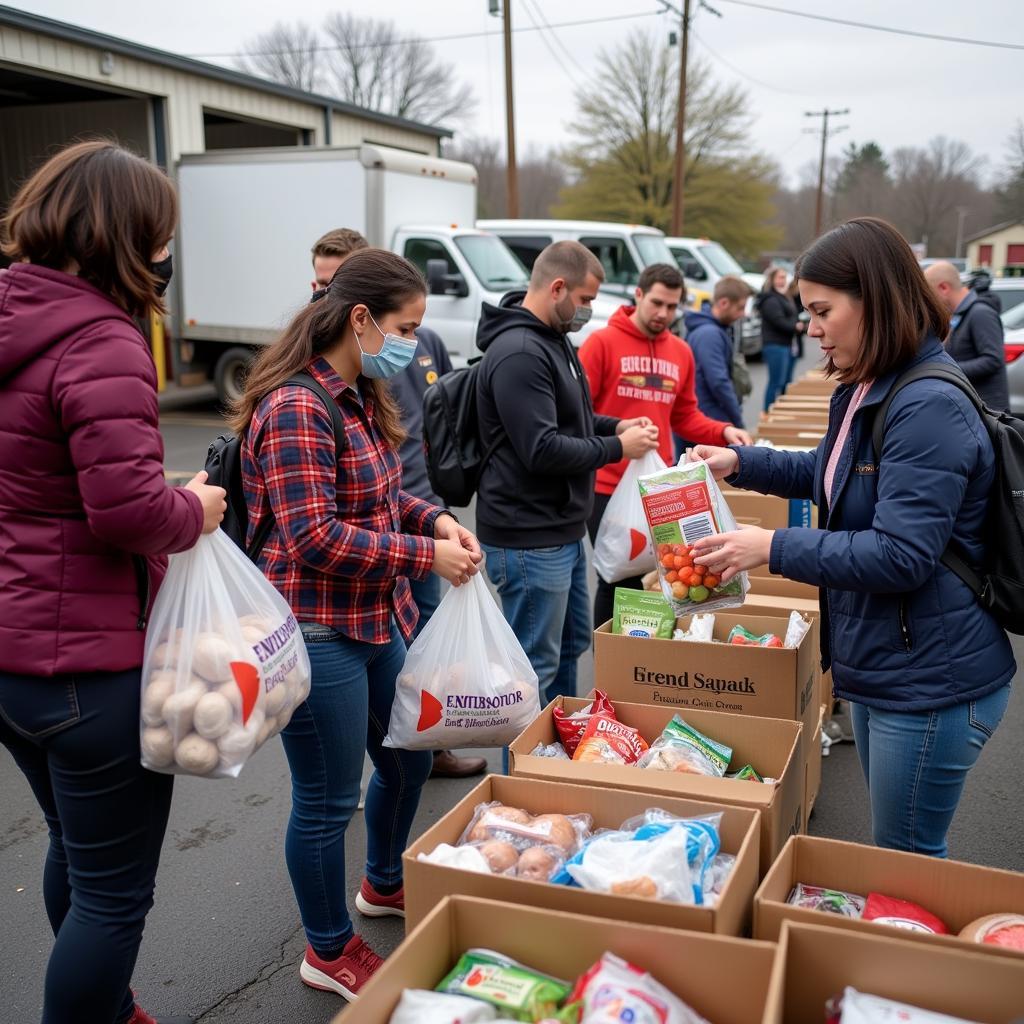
[354,877,405,918]
[126,1005,192,1024]
[299,935,384,1001]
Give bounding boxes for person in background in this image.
[966,269,1001,314]
[683,274,753,428]
[924,261,1009,411]
[689,217,1013,859]
[235,248,481,1000]
[786,275,807,385]
[0,140,226,1024]
[475,241,660,705]
[757,265,806,410]
[580,263,751,627]
[308,229,485,779]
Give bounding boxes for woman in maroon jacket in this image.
[0,141,226,1024]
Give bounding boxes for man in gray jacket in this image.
[925,261,1009,410]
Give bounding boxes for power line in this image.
[187,9,662,60]
[713,0,1024,51]
[520,0,584,90]
[522,0,590,82]
[691,28,814,96]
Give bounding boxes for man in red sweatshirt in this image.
[580,262,753,625]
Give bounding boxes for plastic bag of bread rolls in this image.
[139,530,311,778]
[382,573,540,750]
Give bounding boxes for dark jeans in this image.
[282,622,432,955]
[408,574,441,642]
[762,343,794,411]
[587,491,645,629]
[0,668,173,1024]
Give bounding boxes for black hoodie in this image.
[475,290,622,547]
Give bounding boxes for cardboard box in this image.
[806,706,824,816]
[762,920,1024,1023]
[720,489,817,530]
[403,774,759,934]
[594,611,820,816]
[755,835,1024,963]
[509,696,803,875]
[757,425,827,445]
[352,896,777,1024]
[745,573,819,601]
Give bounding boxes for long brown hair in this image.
[1,139,177,318]
[230,247,426,448]
[795,217,949,385]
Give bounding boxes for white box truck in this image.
[174,144,556,402]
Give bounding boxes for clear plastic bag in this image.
[457,801,591,857]
[592,451,667,584]
[140,530,311,778]
[383,573,540,750]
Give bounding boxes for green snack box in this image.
[612,588,676,638]
[437,948,570,1021]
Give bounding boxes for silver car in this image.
[1003,300,1024,415]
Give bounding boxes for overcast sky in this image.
[10,0,1023,186]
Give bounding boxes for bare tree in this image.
[995,119,1024,223]
[321,14,475,126]
[238,21,322,93]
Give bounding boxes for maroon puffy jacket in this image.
[0,263,202,677]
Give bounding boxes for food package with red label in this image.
[553,690,616,757]
[638,460,749,616]
[958,913,1024,950]
[572,712,649,766]
[862,892,949,935]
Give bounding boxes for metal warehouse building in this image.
[0,4,450,210]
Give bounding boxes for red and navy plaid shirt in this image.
[242,356,442,643]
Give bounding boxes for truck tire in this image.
[214,347,254,405]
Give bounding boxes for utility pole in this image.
[805,107,849,238]
[670,0,691,236]
[500,0,519,218]
[955,206,970,259]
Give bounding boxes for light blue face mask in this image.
[357,312,418,379]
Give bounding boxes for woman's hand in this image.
[431,539,481,587]
[690,525,774,584]
[434,513,483,564]
[184,470,227,535]
[616,416,654,434]
[686,444,740,480]
[723,426,754,446]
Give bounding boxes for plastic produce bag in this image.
[639,459,749,615]
[636,715,732,776]
[383,573,540,750]
[593,451,667,584]
[389,989,501,1023]
[140,530,311,778]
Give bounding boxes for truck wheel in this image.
[214,347,254,405]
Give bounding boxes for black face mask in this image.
[151,254,173,297]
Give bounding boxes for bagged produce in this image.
[592,450,667,584]
[140,530,310,778]
[612,588,676,638]
[436,949,570,1021]
[383,573,540,750]
[636,715,732,776]
[458,803,591,857]
[727,624,783,647]
[638,460,748,615]
[553,690,616,757]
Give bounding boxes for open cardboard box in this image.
[351,896,777,1024]
[509,696,802,875]
[806,705,824,815]
[762,920,1024,1023]
[403,774,759,935]
[755,835,1024,963]
[720,489,817,530]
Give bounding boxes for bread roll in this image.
[174,733,219,775]
[191,633,236,684]
[162,682,206,735]
[142,671,176,727]
[149,641,177,670]
[516,846,558,882]
[264,681,289,717]
[141,726,175,768]
[531,814,577,854]
[193,691,234,740]
[611,876,659,899]
[477,840,519,874]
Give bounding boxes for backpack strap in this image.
[247,371,347,561]
[870,362,988,598]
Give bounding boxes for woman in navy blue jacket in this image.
[690,218,1015,857]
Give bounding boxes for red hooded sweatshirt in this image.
[579,305,730,495]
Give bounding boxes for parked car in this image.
[1002,300,1024,415]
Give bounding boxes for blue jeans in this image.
[282,622,432,955]
[850,684,1011,857]
[482,541,591,706]
[0,668,173,1024]
[408,574,442,642]
[762,343,793,411]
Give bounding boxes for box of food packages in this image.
[755,835,1024,962]
[402,774,759,936]
[594,610,820,819]
[349,895,776,1024]
[761,920,1024,1023]
[508,695,802,875]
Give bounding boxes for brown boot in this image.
[430,750,487,778]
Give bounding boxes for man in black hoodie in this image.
[476,241,660,704]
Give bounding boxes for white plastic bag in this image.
[593,451,667,584]
[140,530,311,778]
[383,573,540,749]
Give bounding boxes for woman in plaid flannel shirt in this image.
[232,249,482,1000]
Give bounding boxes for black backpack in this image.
[871,363,1024,634]
[205,372,345,560]
[422,357,504,507]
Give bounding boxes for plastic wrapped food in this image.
[726,764,766,782]
[436,949,570,1022]
[530,741,571,760]
[787,883,866,918]
[702,853,736,907]
[673,614,716,643]
[636,715,731,776]
[958,913,1024,949]
[612,588,676,638]
[553,691,616,757]
[639,460,749,615]
[567,952,710,1024]
[727,625,783,647]
[572,713,649,766]
[458,802,591,857]
[830,987,982,1023]
[415,843,492,875]
[863,893,948,935]
[784,610,812,649]
[389,989,501,1023]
